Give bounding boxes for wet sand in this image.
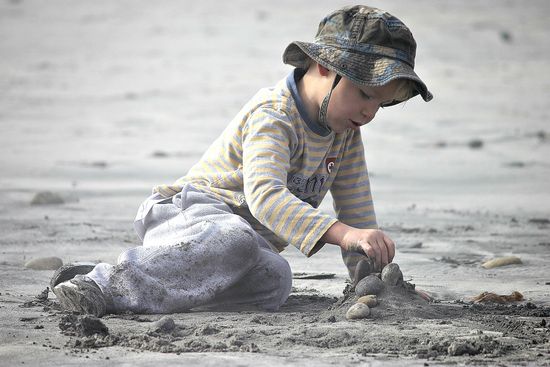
[1,0,549,366]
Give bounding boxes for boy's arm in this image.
[329,129,394,275]
[241,108,337,257]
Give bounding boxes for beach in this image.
[1,0,549,365]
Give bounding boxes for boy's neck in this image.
[296,66,332,125]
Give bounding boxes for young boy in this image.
[53,5,432,317]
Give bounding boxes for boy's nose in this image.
[361,105,379,122]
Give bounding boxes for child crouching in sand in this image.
[53,5,432,317]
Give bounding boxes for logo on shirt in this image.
[326,157,336,173]
[287,173,328,208]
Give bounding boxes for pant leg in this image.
[87,183,291,314]
[205,238,292,311]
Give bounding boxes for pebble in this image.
[24,256,63,270]
[481,256,522,269]
[381,263,403,286]
[30,191,64,205]
[346,303,371,320]
[357,295,378,307]
[468,139,484,149]
[353,258,374,285]
[148,316,176,333]
[447,341,479,356]
[355,274,385,296]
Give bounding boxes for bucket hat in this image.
[283,5,433,106]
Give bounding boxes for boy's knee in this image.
[260,252,292,311]
[277,257,292,305]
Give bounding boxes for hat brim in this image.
[283,41,433,103]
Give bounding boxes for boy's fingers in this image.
[359,239,376,261]
[366,239,382,271]
[378,237,389,267]
[384,234,396,262]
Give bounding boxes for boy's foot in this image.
[53,275,106,317]
[353,258,375,286]
[50,262,97,290]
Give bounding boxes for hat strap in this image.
[318,74,342,131]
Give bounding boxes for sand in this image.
[1,0,549,366]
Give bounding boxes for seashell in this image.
[357,294,378,307]
[471,291,523,304]
[381,263,403,286]
[481,256,522,269]
[355,274,385,296]
[24,256,63,270]
[346,303,370,320]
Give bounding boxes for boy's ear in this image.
[317,63,331,77]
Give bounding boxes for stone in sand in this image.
[30,191,64,205]
[353,258,374,285]
[24,256,63,270]
[148,316,176,333]
[355,274,384,297]
[447,341,479,356]
[481,256,522,269]
[59,314,108,337]
[346,303,370,320]
[357,295,378,307]
[381,263,403,286]
[468,139,483,149]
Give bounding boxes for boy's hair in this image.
[283,5,432,105]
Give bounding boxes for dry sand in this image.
[1,0,549,366]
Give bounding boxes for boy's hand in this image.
[342,228,395,271]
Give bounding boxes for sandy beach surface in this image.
[1,0,549,365]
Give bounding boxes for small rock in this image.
[447,341,479,356]
[89,161,108,168]
[196,324,219,336]
[346,303,370,320]
[152,150,169,158]
[357,295,378,307]
[468,139,484,149]
[499,30,512,43]
[30,191,64,205]
[35,287,49,301]
[528,218,550,225]
[381,263,403,286]
[59,314,108,337]
[148,316,175,333]
[355,275,385,297]
[24,257,63,270]
[353,258,374,285]
[481,256,522,269]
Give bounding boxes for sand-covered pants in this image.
[87,183,292,314]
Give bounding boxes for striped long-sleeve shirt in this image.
[154,69,377,257]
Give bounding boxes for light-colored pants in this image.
[87,183,292,314]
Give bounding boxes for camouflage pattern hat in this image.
[283,5,433,104]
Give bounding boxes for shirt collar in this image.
[286,69,332,137]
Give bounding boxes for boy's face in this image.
[326,78,402,134]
